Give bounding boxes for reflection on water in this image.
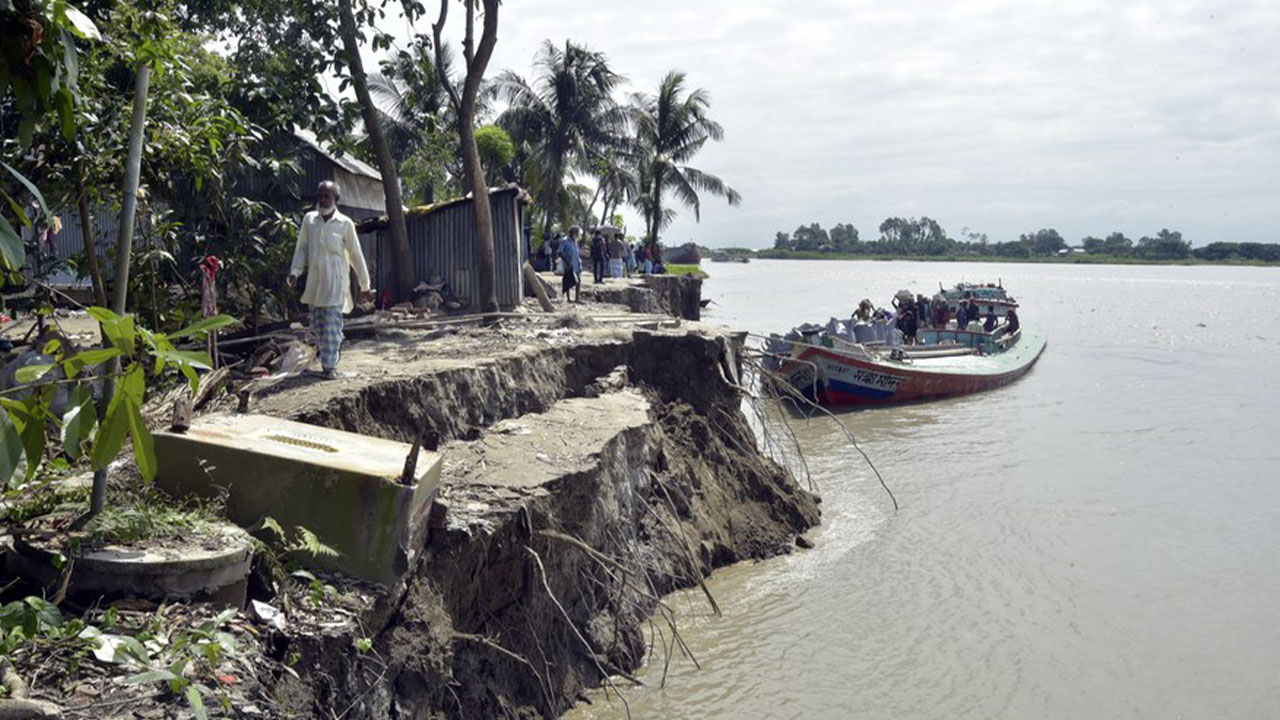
[568,261,1280,720]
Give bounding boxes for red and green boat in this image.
[765,287,1047,407]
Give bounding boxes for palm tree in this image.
[628,70,741,243]
[494,40,626,233]
[585,153,639,230]
[365,43,462,202]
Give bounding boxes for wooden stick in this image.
[192,366,229,410]
[523,261,556,313]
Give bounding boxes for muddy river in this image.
[567,260,1280,719]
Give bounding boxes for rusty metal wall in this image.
[376,189,524,310]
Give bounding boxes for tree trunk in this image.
[458,0,500,313]
[338,0,414,301]
[584,182,603,230]
[73,157,107,307]
[650,163,663,245]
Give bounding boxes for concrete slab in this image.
[442,389,650,490]
[154,414,441,585]
[8,525,253,608]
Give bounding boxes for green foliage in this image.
[0,161,57,273]
[664,263,707,278]
[0,1,100,147]
[1194,241,1280,262]
[84,489,224,545]
[0,309,237,487]
[1136,228,1191,260]
[0,0,96,273]
[629,70,741,242]
[260,516,341,559]
[116,607,241,718]
[0,477,88,528]
[368,40,462,203]
[495,40,627,230]
[0,596,91,656]
[290,569,337,607]
[474,124,515,184]
[1018,228,1067,256]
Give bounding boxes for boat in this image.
[937,281,1019,317]
[763,286,1046,407]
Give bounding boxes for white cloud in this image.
[403,0,1280,246]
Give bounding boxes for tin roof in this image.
[356,185,529,233]
[292,126,381,181]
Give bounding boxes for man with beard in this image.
[287,180,373,379]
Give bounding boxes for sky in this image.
[400,0,1280,248]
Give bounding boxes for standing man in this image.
[539,230,553,271]
[560,225,582,303]
[608,232,626,279]
[590,228,608,284]
[288,180,372,379]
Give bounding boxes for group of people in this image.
[288,180,679,374]
[853,293,1019,345]
[539,227,665,304]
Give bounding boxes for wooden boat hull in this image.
[777,329,1047,407]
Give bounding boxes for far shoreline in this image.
[721,250,1280,268]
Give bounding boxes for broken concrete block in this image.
[154,414,441,586]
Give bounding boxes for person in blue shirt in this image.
[956,301,969,330]
[559,226,582,303]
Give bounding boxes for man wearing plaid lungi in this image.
[287,181,373,379]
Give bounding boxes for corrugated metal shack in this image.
[359,186,529,310]
[33,128,386,283]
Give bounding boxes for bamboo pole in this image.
[91,62,150,517]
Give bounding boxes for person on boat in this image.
[853,299,874,323]
[916,294,931,328]
[1005,307,1020,334]
[983,305,998,332]
[966,311,985,333]
[898,304,919,344]
[933,297,949,329]
[956,301,969,330]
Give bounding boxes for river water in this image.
[567,260,1280,720]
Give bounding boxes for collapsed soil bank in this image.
[255,321,820,718]
[573,274,705,321]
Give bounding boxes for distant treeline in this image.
[761,218,1280,262]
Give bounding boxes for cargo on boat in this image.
[763,282,1046,407]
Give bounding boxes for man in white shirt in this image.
[287,181,373,379]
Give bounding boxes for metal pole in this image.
[91,62,151,516]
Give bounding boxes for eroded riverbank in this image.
[0,276,817,719]
[244,306,818,717]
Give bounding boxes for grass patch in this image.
[85,486,227,545]
[663,264,709,279]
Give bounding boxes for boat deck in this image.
[893,329,1048,376]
